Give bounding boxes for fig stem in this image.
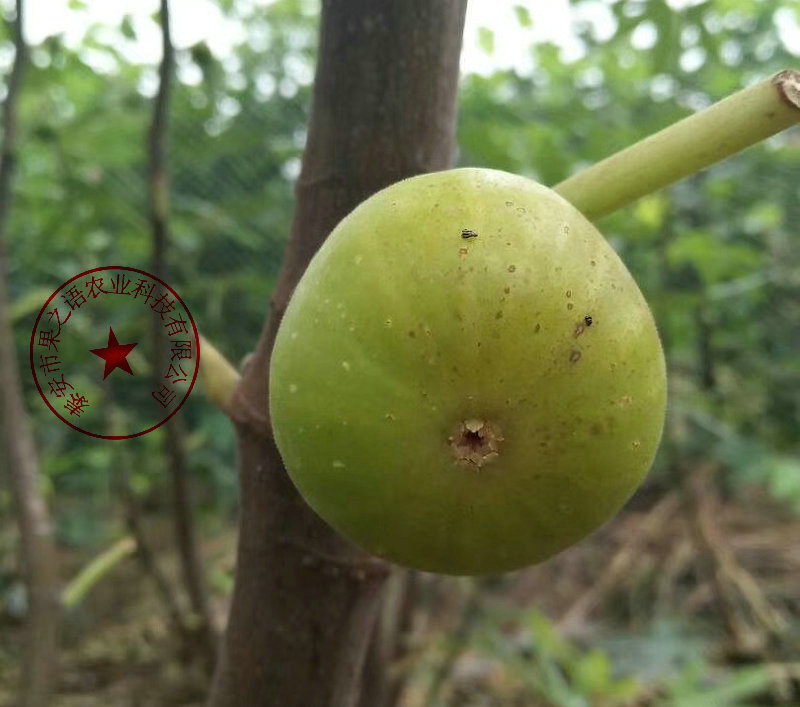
[198,333,241,416]
[554,69,800,221]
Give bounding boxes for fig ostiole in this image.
[269,168,666,575]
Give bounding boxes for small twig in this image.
[423,580,483,707]
[654,538,694,617]
[120,473,186,635]
[557,493,679,633]
[555,69,800,220]
[358,568,420,707]
[681,465,750,645]
[147,0,174,265]
[686,465,787,654]
[61,537,137,609]
[694,484,788,637]
[764,662,800,703]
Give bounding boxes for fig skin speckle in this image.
[270,168,667,575]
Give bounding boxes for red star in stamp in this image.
[90,327,138,379]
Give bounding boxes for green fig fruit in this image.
[270,168,666,575]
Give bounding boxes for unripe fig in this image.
[270,168,666,575]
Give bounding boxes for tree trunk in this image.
[0,2,61,705]
[148,0,217,669]
[208,2,467,706]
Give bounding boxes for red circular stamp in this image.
[29,266,200,440]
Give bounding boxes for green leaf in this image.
[667,230,762,284]
[478,27,495,55]
[572,649,611,693]
[120,15,136,41]
[514,5,533,28]
[11,288,56,324]
[670,665,772,706]
[767,456,800,511]
[633,193,668,230]
[651,0,680,71]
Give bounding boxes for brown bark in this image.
[208,2,467,705]
[121,473,186,635]
[147,0,216,667]
[0,2,61,705]
[358,570,419,707]
[165,413,218,666]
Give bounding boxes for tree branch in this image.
[121,473,186,635]
[61,536,137,609]
[197,334,241,417]
[0,2,61,705]
[555,69,800,221]
[148,0,217,669]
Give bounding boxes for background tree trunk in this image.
[208,2,467,705]
[147,0,217,670]
[0,2,61,705]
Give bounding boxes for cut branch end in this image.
[774,69,800,110]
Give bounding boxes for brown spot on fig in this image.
[584,315,593,326]
[507,265,516,272]
[504,286,511,294]
[461,228,478,239]
[570,350,582,363]
[534,323,541,333]
[574,324,585,338]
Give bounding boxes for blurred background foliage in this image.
[1,0,799,704]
